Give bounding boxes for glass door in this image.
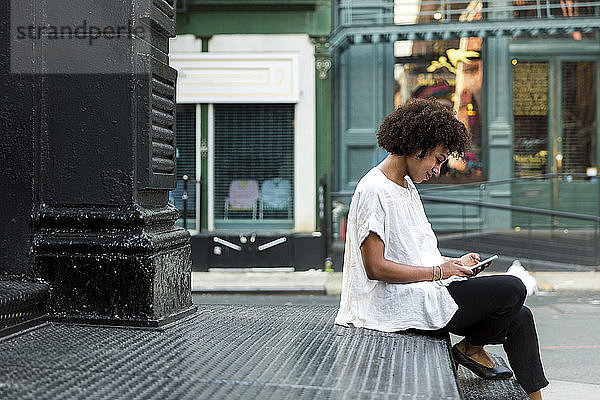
[512,57,599,225]
[512,58,597,177]
[513,60,550,178]
[560,61,597,175]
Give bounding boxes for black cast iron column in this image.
[2,0,193,326]
[0,1,36,277]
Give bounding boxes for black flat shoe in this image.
[451,344,513,380]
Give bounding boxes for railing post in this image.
[198,177,202,231]
[462,205,466,237]
[551,176,558,229]
[319,177,329,262]
[594,221,600,265]
[441,0,447,20]
[597,173,600,219]
[182,175,189,230]
[479,183,485,233]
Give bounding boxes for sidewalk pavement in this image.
[543,380,600,400]
[192,269,344,295]
[192,270,600,294]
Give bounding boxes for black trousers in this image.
[441,275,549,395]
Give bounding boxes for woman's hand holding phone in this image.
[467,255,499,276]
[438,253,488,279]
[440,259,474,279]
[458,253,480,268]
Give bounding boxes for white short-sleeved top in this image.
[335,167,465,332]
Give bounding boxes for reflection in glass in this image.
[561,61,597,174]
[513,62,549,177]
[394,38,483,183]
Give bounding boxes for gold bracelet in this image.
[433,265,441,281]
[431,266,436,281]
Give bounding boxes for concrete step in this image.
[191,270,600,296]
[0,280,49,338]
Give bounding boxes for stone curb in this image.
[192,271,600,294]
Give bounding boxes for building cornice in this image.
[329,17,600,51]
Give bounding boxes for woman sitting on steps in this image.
[335,98,548,399]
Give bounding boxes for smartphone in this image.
[467,254,498,276]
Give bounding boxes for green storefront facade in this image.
[330,1,600,235]
[173,1,600,246]
[172,0,334,235]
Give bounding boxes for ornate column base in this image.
[32,204,194,327]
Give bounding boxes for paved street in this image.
[194,290,600,399]
[482,291,600,399]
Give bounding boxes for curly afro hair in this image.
[376,98,470,158]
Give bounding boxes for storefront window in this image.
[213,104,295,230]
[394,38,484,183]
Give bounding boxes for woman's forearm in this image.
[364,257,436,283]
[360,232,438,283]
[360,232,471,282]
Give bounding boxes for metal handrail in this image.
[331,173,600,223]
[330,191,355,198]
[336,0,600,25]
[331,191,599,221]
[420,195,600,222]
[333,173,597,196]
[419,173,596,192]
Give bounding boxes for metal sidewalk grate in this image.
[0,304,463,399]
[457,355,528,400]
